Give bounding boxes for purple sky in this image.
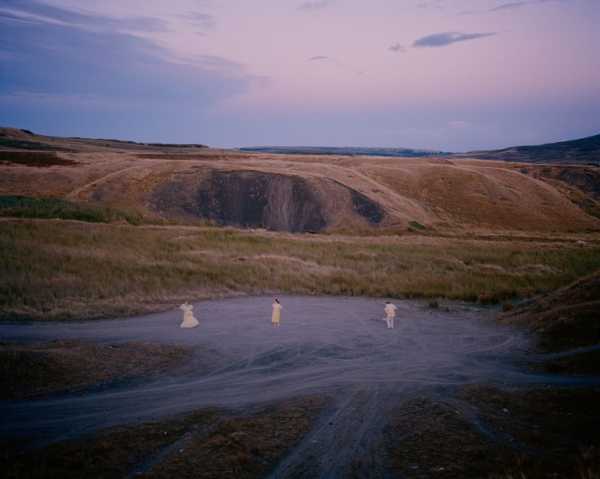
[1,0,599,150]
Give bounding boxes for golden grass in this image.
[1,219,599,320]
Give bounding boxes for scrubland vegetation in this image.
[1,218,599,321]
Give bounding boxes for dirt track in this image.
[3,296,600,477]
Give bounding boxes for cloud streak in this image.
[490,2,529,12]
[298,0,333,11]
[416,0,445,9]
[389,43,406,53]
[461,0,570,15]
[0,0,167,33]
[177,12,215,33]
[306,55,364,75]
[413,31,496,48]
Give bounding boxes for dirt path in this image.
[65,164,149,200]
[267,386,397,478]
[2,296,598,476]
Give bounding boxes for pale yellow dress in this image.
[272,302,282,326]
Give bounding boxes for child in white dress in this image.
[180,302,199,328]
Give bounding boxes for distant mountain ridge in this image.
[239,146,450,158]
[240,134,600,164]
[465,133,600,165]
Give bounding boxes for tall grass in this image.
[1,220,599,320]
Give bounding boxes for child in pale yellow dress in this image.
[271,298,282,327]
[180,302,199,328]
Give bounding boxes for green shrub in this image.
[408,221,426,231]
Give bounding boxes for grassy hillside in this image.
[465,133,600,165]
[2,219,599,321]
[501,271,600,351]
[1,141,598,233]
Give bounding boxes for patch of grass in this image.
[463,386,600,479]
[0,340,189,400]
[146,397,325,478]
[0,196,143,225]
[1,220,599,320]
[0,151,75,166]
[1,397,324,479]
[387,387,600,479]
[408,220,426,231]
[0,138,70,151]
[1,409,219,479]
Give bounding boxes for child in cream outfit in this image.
[272,298,282,327]
[179,302,199,328]
[384,301,397,329]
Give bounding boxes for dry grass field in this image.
[1,127,599,320]
[1,218,599,321]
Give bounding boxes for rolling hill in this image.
[1,127,599,234]
[464,133,600,165]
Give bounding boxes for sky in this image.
[0,0,599,151]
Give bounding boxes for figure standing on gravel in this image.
[272,298,282,327]
[384,301,397,329]
[180,302,199,328]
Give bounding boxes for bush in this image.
[408,221,426,231]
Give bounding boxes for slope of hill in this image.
[1,127,600,233]
[0,127,208,152]
[501,271,600,358]
[465,133,600,165]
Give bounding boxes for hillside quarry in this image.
[1,127,599,234]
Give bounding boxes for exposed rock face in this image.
[350,190,384,224]
[150,169,385,233]
[196,171,327,232]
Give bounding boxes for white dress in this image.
[180,303,199,328]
